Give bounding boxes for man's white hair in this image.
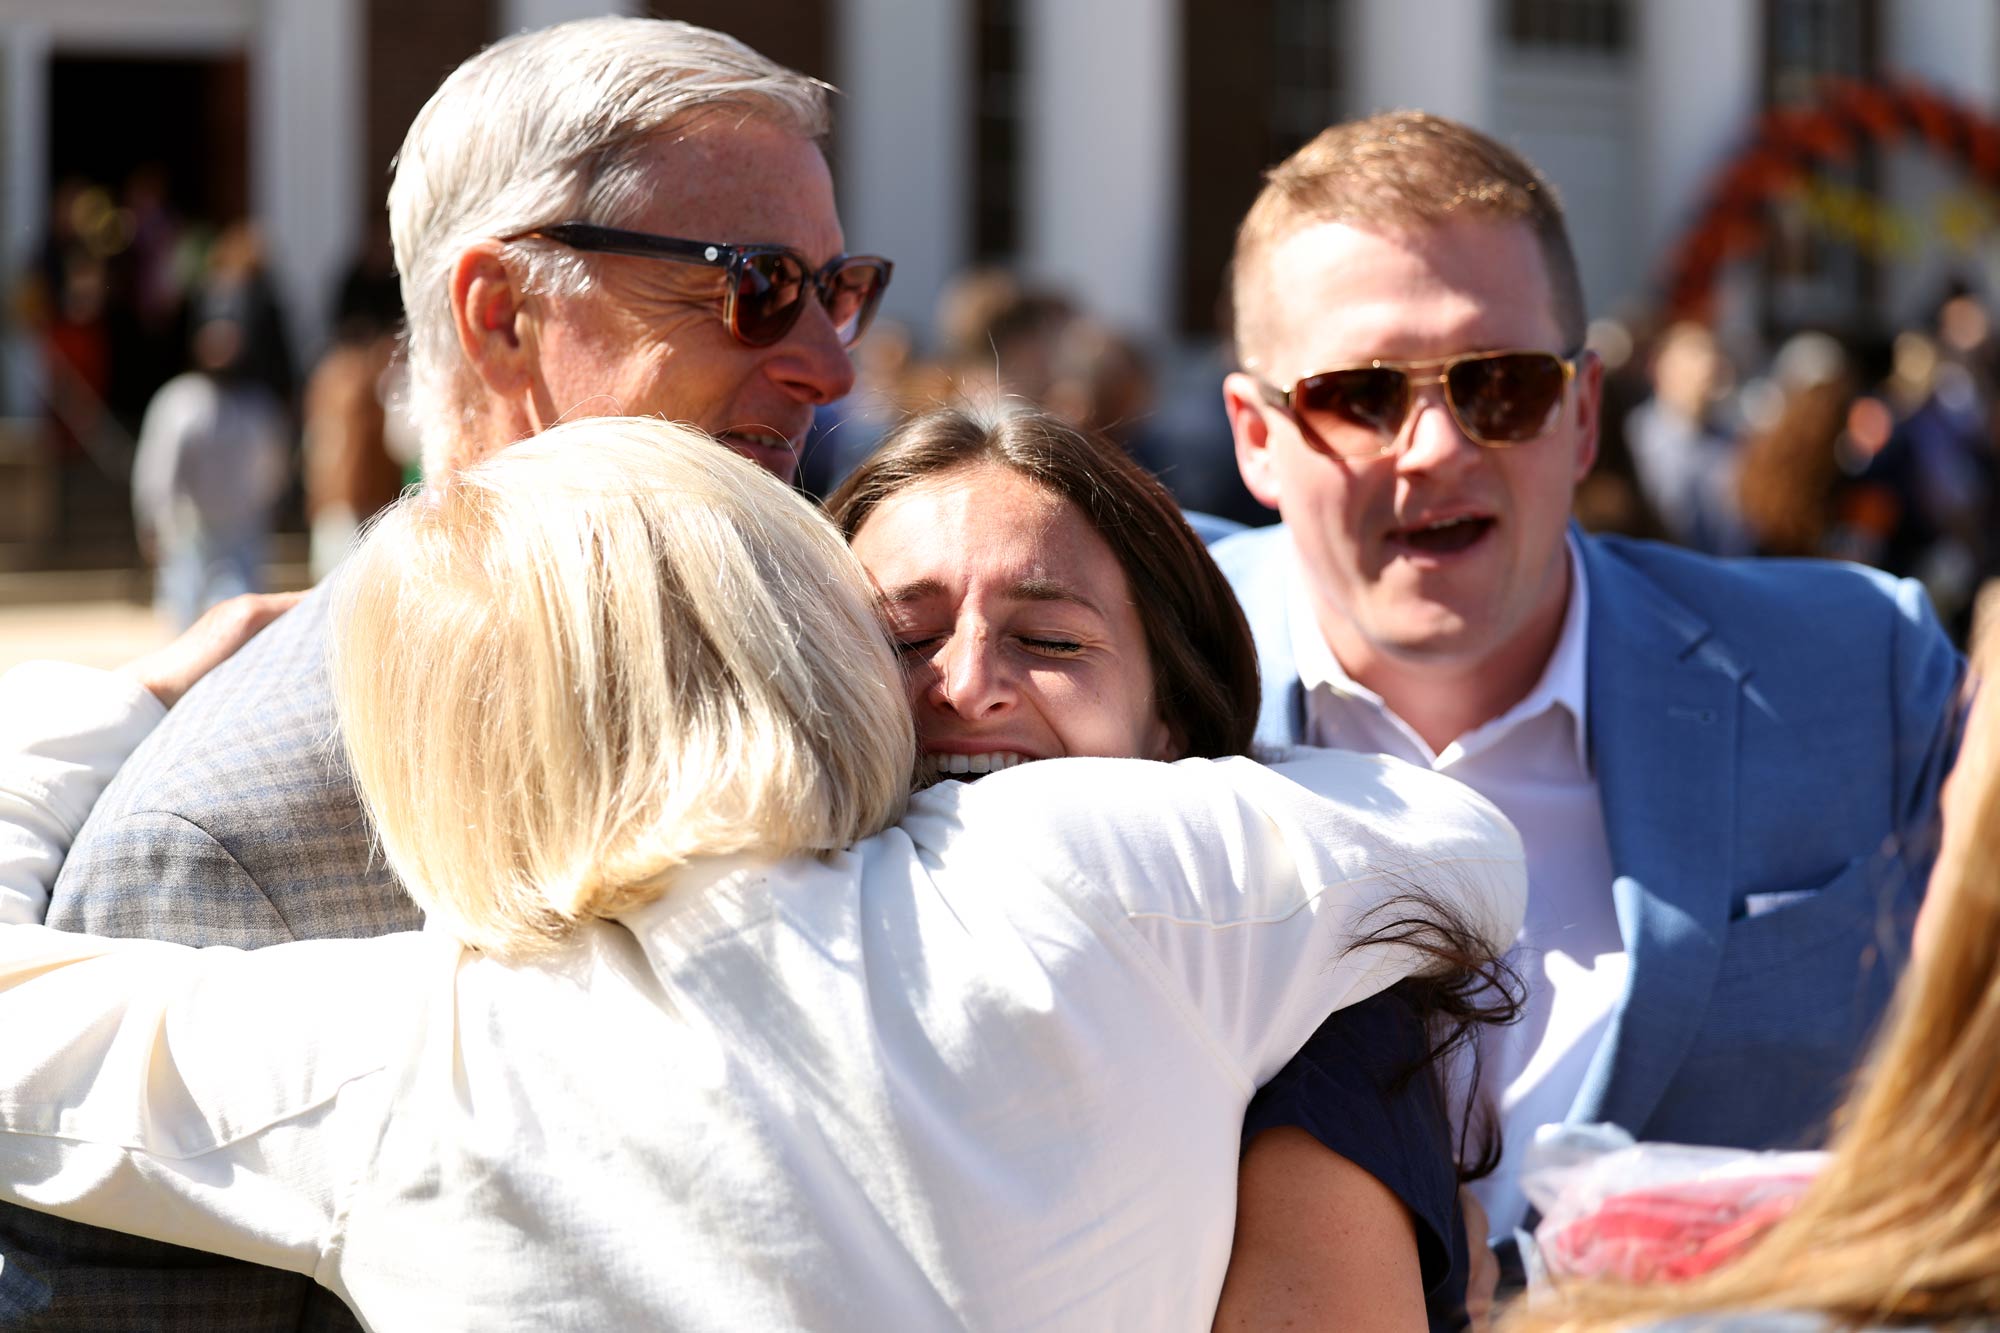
[387,16,830,473]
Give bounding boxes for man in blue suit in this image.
[1210,112,1962,1274]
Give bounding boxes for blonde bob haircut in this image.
[330,417,914,956]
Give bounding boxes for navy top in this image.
[1244,983,1470,1332]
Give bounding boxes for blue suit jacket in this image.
[1211,523,1963,1148]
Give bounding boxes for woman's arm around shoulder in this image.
[930,750,1525,1089]
[0,661,168,923]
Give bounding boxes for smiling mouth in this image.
[1389,515,1495,556]
[918,751,1034,785]
[718,428,798,454]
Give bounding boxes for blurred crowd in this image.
[1584,286,2000,644]
[14,172,414,627]
[13,168,2000,646]
[793,265,1268,529]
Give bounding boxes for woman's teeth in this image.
[924,752,1030,781]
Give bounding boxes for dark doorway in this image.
[48,54,248,226]
[36,51,250,563]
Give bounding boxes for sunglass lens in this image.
[1298,368,1409,440]
[821,259,891,346]
[1448,353,1567,442]
[731,252,810,346]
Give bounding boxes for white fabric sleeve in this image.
[0,659,441,1274]
[942,750,1526,1095]
[0,661,167,924]
[129,379,188,536]
[0,924,441,1280]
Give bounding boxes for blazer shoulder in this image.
[49,806,297,944]
[1584,532,1950,660]
[52,588,415,943]
[74,591,347,829]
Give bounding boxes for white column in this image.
[1349,0,1494,126]
[1022,0,1178,337]
[251,0,361,370]
[834,0,967,340]
[1636,0,1760,276]
[1880,0,2000,323]
[1884,0,2000,103]
[500,0,642,39]
[1,25,52,416]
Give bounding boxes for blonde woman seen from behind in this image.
[0,418,1525,1330]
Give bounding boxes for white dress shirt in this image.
[1291,537,1622,1233]
[0,662,1525,1332]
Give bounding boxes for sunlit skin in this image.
[455,118,856,481]
[847,463,1174,779]
[1224,216,1602,752]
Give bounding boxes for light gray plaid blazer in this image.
[9,585,416,1331]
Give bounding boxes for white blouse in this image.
[0,662,1524,1332]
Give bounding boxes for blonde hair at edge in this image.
[1504,621,1999,1329]
[329,418,915,957]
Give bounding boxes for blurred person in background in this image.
[795,316,922,498]
[1569,317,1668,544]
[1623,322,1749,555]
[23,17,887,1329]
[130,314,290,630]
[111,164,192,414]
[191,221,297,412]
[331,215,403,336]
[302,324,404,581]
[19,181,120,545]
[1045,316,1157,448]
[1043,315,1258,525]
[931,266,1074,408]
[304,227,411,579]
[1209,110,1962,1312]
[1735,331,1862,560]
[1839,317,1999,641]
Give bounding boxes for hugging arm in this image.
[0,657,428,1280]
[1215,1125,1427,1333]
[1218,980,1502,1333]
[934,747,1525,1087]
[0,665,166,923]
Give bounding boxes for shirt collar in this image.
[1289,532,1592,769]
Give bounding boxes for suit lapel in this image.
[1568,535,1743,1134]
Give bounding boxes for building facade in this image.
[5,0,1999,417]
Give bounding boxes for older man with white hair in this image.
[15,18,888,1328]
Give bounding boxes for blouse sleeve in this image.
[0,661,443,1280]
[930,749,1526,1095]
[0,924,441,1279]
[0,662,166,924]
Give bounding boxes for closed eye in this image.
[1021,637,1084,656]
